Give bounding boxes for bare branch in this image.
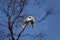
[35,9,52,23]
[7,0,12,14]
[0,0,9,16]
[7,15,15,40]
[21,33,45,37]
[15,32,45,40]
[16,26,26,40]
[0,6,9,16]
[12,0,27,27]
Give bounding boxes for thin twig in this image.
[35,9,52,23]
[12,0,26,27]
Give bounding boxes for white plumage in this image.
[22,16,35,28]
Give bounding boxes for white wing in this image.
[22,16,35,28]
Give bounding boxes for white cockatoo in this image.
[22,16,35,28]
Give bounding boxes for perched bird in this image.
[22,16,35,28]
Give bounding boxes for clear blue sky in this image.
[0,0,60,40]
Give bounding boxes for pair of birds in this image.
[22,16,35,28]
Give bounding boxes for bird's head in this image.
[28,16,34,19]
[28,16,35,22]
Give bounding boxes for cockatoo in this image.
[22,16,35,28]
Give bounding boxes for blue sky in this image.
[0,0,60,40]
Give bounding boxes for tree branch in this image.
[14,32,45,40]
[21,33,45,38]
[12,0,27,27]
[0,6,9,16]
[35,9,52,23]
[16,26,26,40]
[7,15,15,40]
[0,0,9,17]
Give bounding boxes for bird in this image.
[22,16,35,28]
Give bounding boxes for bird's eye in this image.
[29,17,31,18]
